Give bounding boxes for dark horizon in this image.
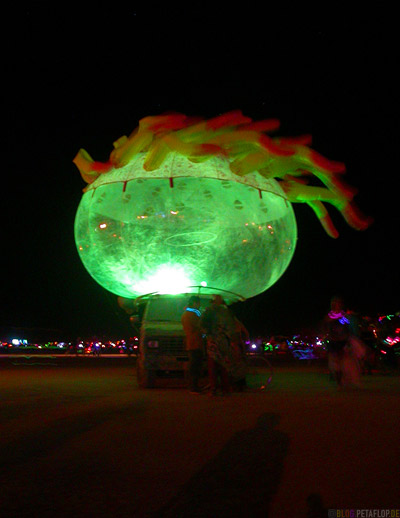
[3,101,396,342]
[3,13,399,341]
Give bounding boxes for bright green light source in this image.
[134,265,193,295]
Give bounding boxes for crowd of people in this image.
[182,293,399,395]
[181,294,250,396]
[322,295,400,387]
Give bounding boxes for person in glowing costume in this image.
[181,295,204,394]
[74,111,371,301]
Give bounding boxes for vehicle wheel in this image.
[137,361,155,388]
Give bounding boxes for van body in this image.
[135,293,210,387]
[132,290,245,387]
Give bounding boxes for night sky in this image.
[2,7,399,340]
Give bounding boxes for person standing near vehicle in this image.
[201,295,242,396]
[181,296,204,394]
[230,316,250,391]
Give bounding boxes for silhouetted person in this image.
[181,296,204,394]
[201,295,236,396]
[324,296,350,385]
[230,316,250,391]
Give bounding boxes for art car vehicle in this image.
[129,290,242,388]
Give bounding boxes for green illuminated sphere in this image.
[74,153,297,299]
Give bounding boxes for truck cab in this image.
[130,290,244,388]
[133,293,211,387]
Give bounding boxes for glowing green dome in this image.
[74,111,370,300]
[74,153,297,299]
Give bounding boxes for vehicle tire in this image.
[137,361,155,388]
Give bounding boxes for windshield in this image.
[145,296,211,322]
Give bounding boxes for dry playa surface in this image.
[1,359,399,517]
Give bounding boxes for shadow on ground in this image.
[154,412,289,518]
